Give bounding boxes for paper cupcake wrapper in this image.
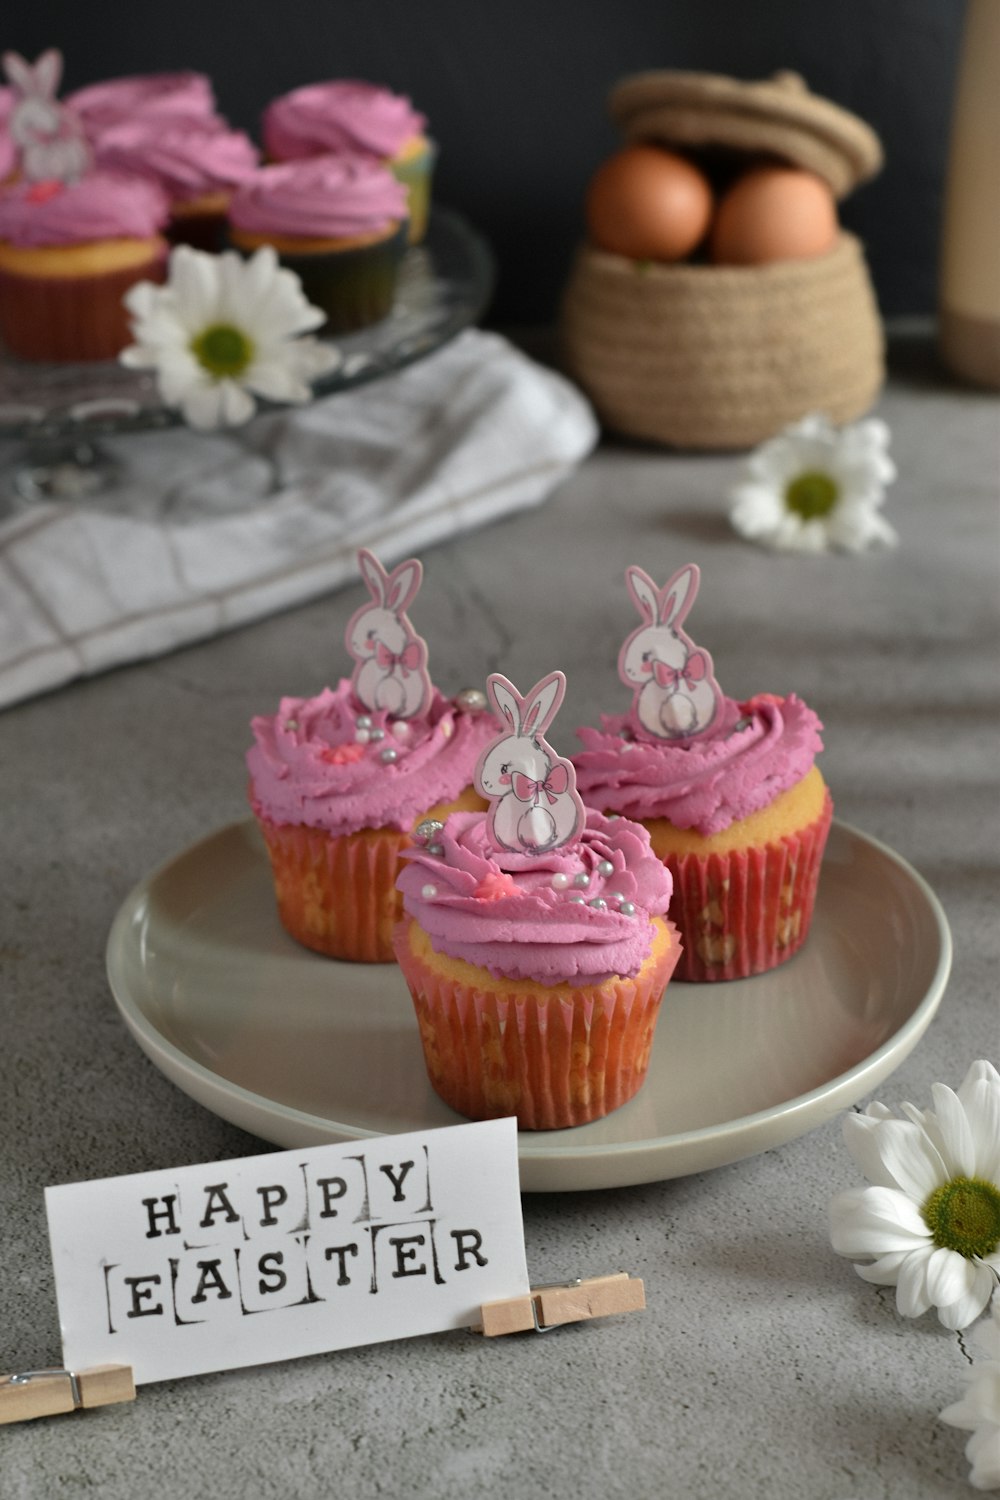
[257,817,406,962]
[0,248,167,361]
[663,792,834,982]
[393,918,681,1130]
[278,221,408,334]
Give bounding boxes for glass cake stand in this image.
[0,207,496,503]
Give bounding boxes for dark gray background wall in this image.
[5,0,965,325]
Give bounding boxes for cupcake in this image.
[262,80,434,243]
[228,156,408,333]
[92,118,259,251]
[0,170,169,361]
[65,71,218,135]
[246,550,495,962]
[394,670,681,1129]
[573,563,833,982]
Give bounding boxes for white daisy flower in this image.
[829,1060,1000,1330]
[729,412,898,554]
[121,244,342,430]
[940,1295,1000,1490]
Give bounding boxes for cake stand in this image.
[0,207,496,504]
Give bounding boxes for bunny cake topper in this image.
[2,49,91,185]
[474,669,586,855]
[345,548,432,720]
[617,562,723,742]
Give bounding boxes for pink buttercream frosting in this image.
[93,120,259,202]
[66,72,218,134]
[397,809,674,987]
[0,171,169,246]
[573,694,823,837]
[263,80,426,163]
[246,680,496,837]
[228,156,407,240]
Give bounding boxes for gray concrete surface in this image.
[1,331,997,1498]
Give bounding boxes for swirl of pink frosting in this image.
[0,171,169,247]
[573,694,824,837]
[66,72,218,134]
[263,81,426,163]
[397,809,674,987]
[228,156,407,239]
[247,680,497,837]
[93,120,259,202]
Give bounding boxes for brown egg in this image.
[585,144,713,262]
[709,166,839,266]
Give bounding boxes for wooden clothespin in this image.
[0,1365,135,1424]
[472,1272,645,1337]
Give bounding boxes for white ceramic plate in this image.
[106,819,951,1192]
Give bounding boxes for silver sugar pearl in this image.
[619,901,636,917]
[370,727,385,741]
[568,893,586,903]
[355,728,371,744]
[421,884,438,898]
[284,718,299,731]
[732,716,753,734]
[550,872,570,890]
[427,842,444,857]
[379,747,398,764]
[597,859,614,876]
[573,872,590,888]
[414,819,444,843]
[607,891,625,904]
[391,720,410,740]
[588,897,608,910]
[355,715,372,729]
[454,687,488,714]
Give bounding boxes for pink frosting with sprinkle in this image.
[228,156,407,239]
[66,72,218,133]
[397,809,674,987]
[93,120,259,202]
[247,680,497,837]
[0,171,169,246]
[263,80,426,162]
[573,694,824,836]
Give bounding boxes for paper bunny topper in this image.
[345,548,432,720]
[617,562,723,741]
[474,670,585,855]
[2,49,91,184]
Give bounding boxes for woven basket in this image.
[560,71,886,450]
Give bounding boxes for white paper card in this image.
[45,1119,529,1385]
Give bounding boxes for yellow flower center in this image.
[922,1176,1000,1259]
[191,323,254,378]
[785,471,839,521]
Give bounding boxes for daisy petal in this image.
[875,1117,949,1200]
[938,1263,998,1330]
[829,1184,930,1256]
[895,1247,934,1318]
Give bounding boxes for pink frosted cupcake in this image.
[228,155,408,332]
[93,118,259,250]
[65,71,218,134]
[246,550,495,962]
[262,79,434,242]
[393,670,681,1129]
[0,170,168,360]
[573,562,832,982]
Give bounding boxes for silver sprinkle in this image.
[414,819,444,842]
[597,859,614,876]
[588,897,608,910]
[427,842,444,856]
[370,727,385,741]
[550,872,570,890]
[454,687,488,714]
[568,893,586,903]
[379,747,398,764]
[356,715,372,729]
[607,891,625,903]
[619,901,636,917]
[573,872,590,888]
[421,884,438,898]
[284,718,299,731]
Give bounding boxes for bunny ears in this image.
[617,562,723,741]
[2,48,64,98]
[474,670,585,855]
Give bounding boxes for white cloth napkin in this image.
[0,330,597,710]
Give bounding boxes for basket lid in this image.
[608,70,882,198]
